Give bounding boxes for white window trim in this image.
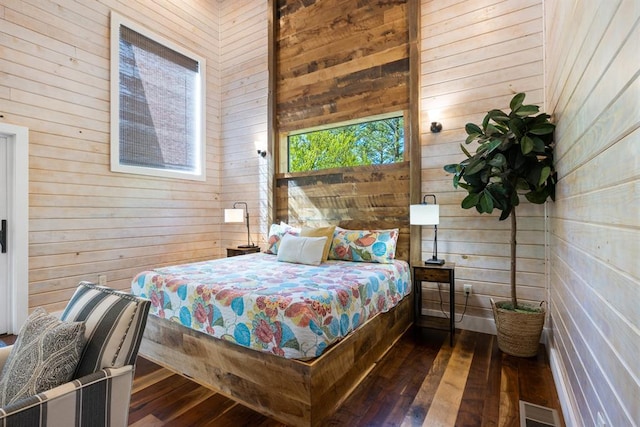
[110,11,206,181]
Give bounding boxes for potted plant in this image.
[444,92,556,357]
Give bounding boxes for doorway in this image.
[0,123,28,334]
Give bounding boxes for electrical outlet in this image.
[463,284,472,295]
[98,275,107,286]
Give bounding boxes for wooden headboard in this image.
[274,162,410,261]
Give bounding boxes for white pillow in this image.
[277,234,327,266]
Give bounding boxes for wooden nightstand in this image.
[226,246,261,257]
[412,263,456,346]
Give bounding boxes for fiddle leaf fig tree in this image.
[444,93,556,310]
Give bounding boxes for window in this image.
[287,115,405,172]
[110,12,206,181]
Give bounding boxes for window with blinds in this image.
[110,12,206,181]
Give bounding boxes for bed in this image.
[132,252,410,360]
[135,163,413,426]
[135,232,413,426]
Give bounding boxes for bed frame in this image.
[140,292,412,426]
[139,163,413,425]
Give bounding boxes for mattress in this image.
[131,252,410,359]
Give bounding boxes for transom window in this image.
[287,114,405,173]
[110,12,206,181]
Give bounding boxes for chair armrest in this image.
[0,345,12,371]
[0,365,134,427]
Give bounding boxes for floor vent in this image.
[519,400,561,427]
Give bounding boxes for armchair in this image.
[0,282,150,427]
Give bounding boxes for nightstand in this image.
[413,263,456,346]
[226,246,261,257]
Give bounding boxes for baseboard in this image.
[422,308,496,335]
[549,345,580,427]
[421,308,552,344]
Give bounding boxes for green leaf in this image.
[539,166,551,186]
[529,123,556,135]
[461,193,480,209]
[532,136,546,152]
[510,93,526,112]
[508,117,524,139]
[443,163,459,174]
[499,207,512,221]
[516,177,530,191]
[485,123,501,136]
[487,185,508,210]
[515,105,539,117]
[488,153,506,167]
[479,192,494,213]
[465,123,482,136]
[465,133,480,144]
[487,109,510,124]
[458,182,472,191]
[465,159,486,175]
[485,139,503,154]
[460,143,472,158]
[521,135,534,154]
[525,189,551,204]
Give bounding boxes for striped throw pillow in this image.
[61,282,150,378]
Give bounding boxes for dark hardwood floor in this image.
[127,326,565,426]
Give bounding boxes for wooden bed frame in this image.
[139,163,413,425]
[139,292,412,426]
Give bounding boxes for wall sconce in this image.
[257,149,267,158]
[410,194,445,265]
[430,122,443,133]
[224,202,257,248]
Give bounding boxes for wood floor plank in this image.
[499,354,520,427]
[457,330,493,426]
[401,330,454,426]
[421,329,476,426]
[129,415,164,427]
[481,337,502,427]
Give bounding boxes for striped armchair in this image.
[0,282,150,427]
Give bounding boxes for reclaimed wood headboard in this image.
[274,161,410,262]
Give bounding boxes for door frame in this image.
[0,123,28,334]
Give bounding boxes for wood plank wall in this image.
[0,0,221,313]
[419,0,546,332]
[273,0,412,256]
[276,0,409,132]
[275,162,411,261]
[219,1,270,251]
[544,1,639,426]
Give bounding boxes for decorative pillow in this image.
[61,282,150,378]
[300,225,336,262]
[328,227,399,263]
[277,234,327,266]
[265,223,300,255]
[0,307,86,406]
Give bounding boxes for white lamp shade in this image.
[410,204,439,225]
[224,208,244,223]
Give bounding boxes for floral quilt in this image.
[131,253,410,359]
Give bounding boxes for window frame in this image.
[279,111,408,173]
[110,12,206,181]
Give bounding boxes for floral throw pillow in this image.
[265,222,300,255]
[328,227,399,264]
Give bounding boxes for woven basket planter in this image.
[491,299,545,357]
